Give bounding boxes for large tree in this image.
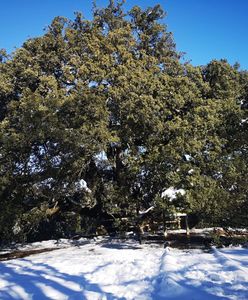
[0,1,247,243]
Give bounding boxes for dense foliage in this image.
[0,1,247,243]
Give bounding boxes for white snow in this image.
[75,179,91,193]
[0,239,248,300]
[139,206,154,215]
[184,154,192,161]
[161,187,186,200]
[188,169,194,175]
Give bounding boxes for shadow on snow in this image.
[0,259,125,299]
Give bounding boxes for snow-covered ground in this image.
[0,238,248,300]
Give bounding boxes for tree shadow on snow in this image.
[99,242,142,250]
[217,248,248,267]
[149,249,248,300]
[114,248,248,300]
[0,259,125,300]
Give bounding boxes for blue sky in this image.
[0,0,247,69]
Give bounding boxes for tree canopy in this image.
[0,1,247,243]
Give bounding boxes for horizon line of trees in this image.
[0,1,248,244]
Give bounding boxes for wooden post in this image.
[162,210,166,231]
[185,214,190,236]
[177,217,181,229]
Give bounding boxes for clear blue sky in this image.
[0,0,247,69]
